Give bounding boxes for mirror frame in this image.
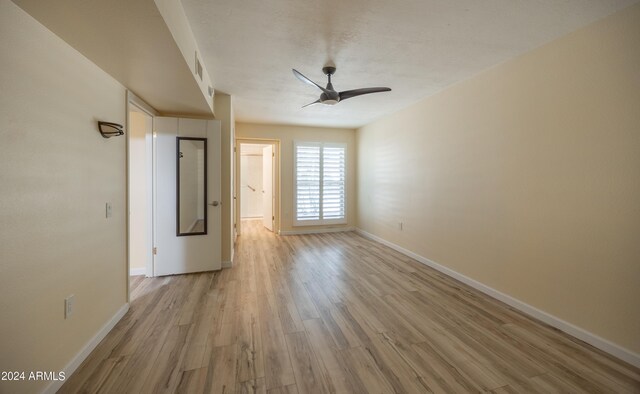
[176,136,208,236]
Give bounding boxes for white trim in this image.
[43,303,130,394]
[354,228,640,368]
[293,218,348,227]
[280,226,354,236]
[127,91,159,117]
[130,267,146,276]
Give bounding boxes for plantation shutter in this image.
[294,142,347,225]
[322,145,346,220]
[295,143,321,222]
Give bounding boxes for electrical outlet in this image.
[105,202,112,218]
[65,295,75,319]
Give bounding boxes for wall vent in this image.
[195,52,203,81]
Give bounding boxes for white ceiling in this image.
[181,0,637,128]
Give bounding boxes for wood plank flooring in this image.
[60,220,640,393]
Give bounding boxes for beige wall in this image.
[357,4,640,355]
[214,94,235,263]
[0,2,127,393]
[236,123,356,233]
[128,111,149,271]
[154,0,214,113]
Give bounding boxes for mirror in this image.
[177,137,207,236]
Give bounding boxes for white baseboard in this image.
[129,267,146,276]
[43,303,130,394]
[279,226,354,236]
[354,228,640,368]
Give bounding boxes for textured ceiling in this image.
[182,0,636,128]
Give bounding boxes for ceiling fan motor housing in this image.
[292,66,390,107]
[322,66,337,76]
[321,66,339,103]
[320,91,340,104]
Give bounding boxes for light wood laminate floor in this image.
[60,220,640,393]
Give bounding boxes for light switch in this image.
[106,202,112,218]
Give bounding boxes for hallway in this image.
[60,220,639,393]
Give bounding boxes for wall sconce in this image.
[98,121,124,138]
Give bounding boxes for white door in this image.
[241,155,263,218]
[154,117,221,276]
[262,145,273,231]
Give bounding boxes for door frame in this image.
[261,144,274,231]
[235,138,281,236]
[126,91,158,301]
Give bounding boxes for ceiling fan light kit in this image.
[292,66,391,108]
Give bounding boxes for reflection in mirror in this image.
[177,137,207,236]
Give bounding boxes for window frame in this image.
[293,141,347,226]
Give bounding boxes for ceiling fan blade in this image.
[339,87,391,101]
[302,99,321,108]
[292,69,331,94]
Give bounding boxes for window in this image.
[294,141,347,225]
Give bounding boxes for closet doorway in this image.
[236,140,279,235]
[126,92,156,297]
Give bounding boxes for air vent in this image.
[195,52,203,81]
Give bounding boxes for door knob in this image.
[209,201,220,207]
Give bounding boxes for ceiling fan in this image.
[292,66,391,108]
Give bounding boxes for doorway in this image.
[235,139,280,236]
[126,94,156,300]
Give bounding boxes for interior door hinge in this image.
[153,247,157,255]
[272,215,275,220]
[272,152,275,157]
